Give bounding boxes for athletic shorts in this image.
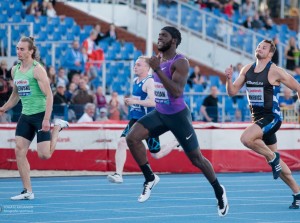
[16,112,51,143]
[121,118,161,153]
[254,114,282,145]
[138,106,199,152]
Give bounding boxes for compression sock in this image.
[140,162,155,182]
[211,178,223,198]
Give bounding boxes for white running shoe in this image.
[54,119,69,131]
[217,185,229,217]
[138,174,160,203]
[107,173,123,183]
[11,189,34,200]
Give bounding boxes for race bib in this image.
[130,95,141,110]
[247,87,264,106]
[154,82,169,104]
[15,79,31,96]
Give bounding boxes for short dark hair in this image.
[262,39,276,53]
[161,26,182,47]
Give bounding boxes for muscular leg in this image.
[268,144,300,193]
[15,136,32,191]
[37,125,61,159]
[185,148,217,183]
[240,124,275,161]
[115,137,127,175]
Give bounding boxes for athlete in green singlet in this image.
[0,37,69,200]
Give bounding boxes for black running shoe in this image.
[289,194,300,209]
[268,152,282,179]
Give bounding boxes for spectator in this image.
[279,87,295,109]
[47,66,56,91]
[104,24,118,44]
[285,37,299,71]
[0,60,13,107]
[264,18,273,30]
[39,0,48,16]
[77,103,96,123]
[94,24,105,46]
[232,63,246,104]
[63,40,85,82]
[72,78,94,105]
[200,86,219,122]
[0,60,11,80]
[223,0,234,19]
[46,2,57,18]
[95,86,107,110]
[82,29,105,69]
[64,82,77,104]
[26,0,41,16]
[251,13,264,30]
[187,65,207,89]
[53,82,68,105]
[96,107,109,121]
[56,67,69,87]
[216,19,233,42]
[243,16,253,29]
[108,91,120,120]
[241,0,256,17]
[271,36,279,65]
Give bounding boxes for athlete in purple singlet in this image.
[126,26,229,217]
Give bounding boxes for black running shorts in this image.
[121,118,161,153]
[138,106,199,152]
[254,114,282,145]
[16,112,51,143]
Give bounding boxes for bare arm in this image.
[225,64,249,96]
[34,64,53,131]
[200,105,212,122]
[125,78,156,107]
[271,66,300,100]
[0,66,20,115]
[150,56,188,98]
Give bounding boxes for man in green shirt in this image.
[0,37,69,200]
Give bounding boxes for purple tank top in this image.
[154,54,186,114]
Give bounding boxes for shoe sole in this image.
[107,175,123,184]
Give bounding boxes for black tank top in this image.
[245,61,282,120]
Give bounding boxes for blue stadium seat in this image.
[98,41,109,51]
[71,25,80,36]
[209,75,221,88]
[62,17,75,29]
[83,25,93,35]
[122,42,134,54]
[0,14,8,23]
[110,41,121,52]
[9,15,22,23]
[48,17,60,27]
[35,16,48,27]
[33,24,41,33]
[133,50,142,60]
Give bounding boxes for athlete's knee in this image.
[240,134,252,148]
[118,137,127,151]
[126,134,136,148]
[15,144,27,158]
[37,150,51,160]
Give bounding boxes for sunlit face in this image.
[16,41,33,61]
[255,42,272,60]
[157,30,173,52]
[134,58,149,76]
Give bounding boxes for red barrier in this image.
[1,122,300,173]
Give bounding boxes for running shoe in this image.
[11,189,34,200]
[107,173,123,183]
[268,152,282,179]
[54,119,69,131]
[138,174,160,203]
[217,185,229,217]
[289,194,300,209]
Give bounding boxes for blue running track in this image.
[0,172,299,223]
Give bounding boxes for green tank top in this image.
[14,60,46,115]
